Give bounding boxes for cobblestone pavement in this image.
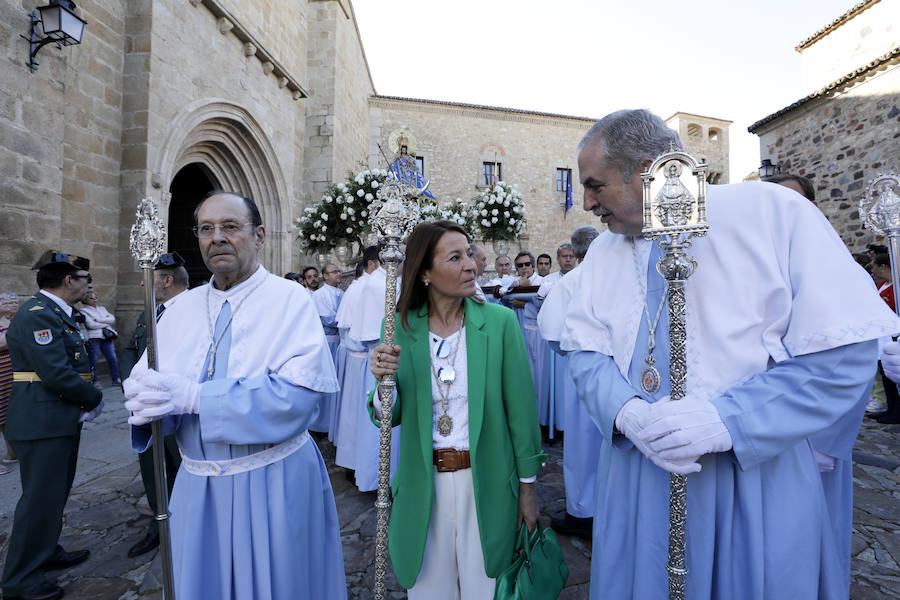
[0,385,896,599]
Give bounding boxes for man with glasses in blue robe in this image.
[123,191,346,599]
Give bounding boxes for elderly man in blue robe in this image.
[561,109,900,599]
[124,191,346,599]
[539,228,600,539]
[309,263,344,436]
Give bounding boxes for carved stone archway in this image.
[154,100,291,275]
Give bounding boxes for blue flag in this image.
[564,172,573,215]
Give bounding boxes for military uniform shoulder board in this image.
[28,305,43,311]
[33,329,53,345]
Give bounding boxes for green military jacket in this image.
[6,292,102,441]
[370,299,546,588]
[119,310,147,380]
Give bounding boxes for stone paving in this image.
[0,384,895,599]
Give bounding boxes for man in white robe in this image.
[539,232,599,538]
[310,263,343,435]
[561,109,900,599]
[124,191,346,599]
[334,250,375,470]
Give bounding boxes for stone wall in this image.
[112,0,310,317]
[665,113,731,184]
[754,64,900,250]
[0,0,127,304]
[330,2,374,182]
[303,0,373,210]
[369,97,598,268]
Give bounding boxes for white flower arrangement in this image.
[472,181,526,241]
[296,168,391,255]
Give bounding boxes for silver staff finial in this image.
[129,198,167,268]
[861,173,900,236]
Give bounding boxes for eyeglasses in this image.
[70,274,93,284]
[192,222,253,238]
[515,261,532,268]
[323,270,340,276]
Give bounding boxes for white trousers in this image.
[408,467,496,600]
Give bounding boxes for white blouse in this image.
[428,326,470,450]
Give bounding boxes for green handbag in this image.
[494,524,569,599]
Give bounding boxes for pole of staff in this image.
[640,150,709,600]
[371,176,421,600]
[129,198,176,600]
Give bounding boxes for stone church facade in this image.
[749,0,900,251]
[0,0,730,329]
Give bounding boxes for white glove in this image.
[615,397,701,475]
[124,367,201,426]
[639,394,732,463]
[880,341,900,383]
[813,450,836,473]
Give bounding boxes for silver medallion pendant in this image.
[438,414,453,436]
[640,365,661,395]
[437,366,456,384]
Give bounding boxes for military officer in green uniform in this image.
[120,252,186,558]
[1,251,102,600]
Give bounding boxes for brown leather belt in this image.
[433,448,471,472]
[13,371,92,383]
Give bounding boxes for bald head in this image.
[470,243,487,277]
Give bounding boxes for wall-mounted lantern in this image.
[758,159,781,179]
[22,0,87,73]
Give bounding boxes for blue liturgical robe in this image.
[134,294,346,599]
[569,241,878,600]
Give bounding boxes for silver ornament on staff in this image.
[861,172,900,318]
[128,198,177,600]
[640,149,709,600]
[369,175,422,600]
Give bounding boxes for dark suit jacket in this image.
[6,292,102,441]
[120,310,147,380]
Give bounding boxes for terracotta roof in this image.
[795,0,880,52]
[371,94,597,123]
[747,46,900,134]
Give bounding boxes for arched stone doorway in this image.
[154,100,292,277]
[168,163,216,287]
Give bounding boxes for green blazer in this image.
[6,292,102,441]
[371,298,546,589]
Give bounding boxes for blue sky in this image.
[354,0,855,182]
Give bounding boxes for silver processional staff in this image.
[128,198,177,600]
[640,149,709,600]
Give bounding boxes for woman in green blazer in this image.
[370,221,546,598]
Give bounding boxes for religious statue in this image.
[387,129,435,200]
[654,161,695,227]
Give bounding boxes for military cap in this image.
[31,250,90,271]
[154,251,186,270]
